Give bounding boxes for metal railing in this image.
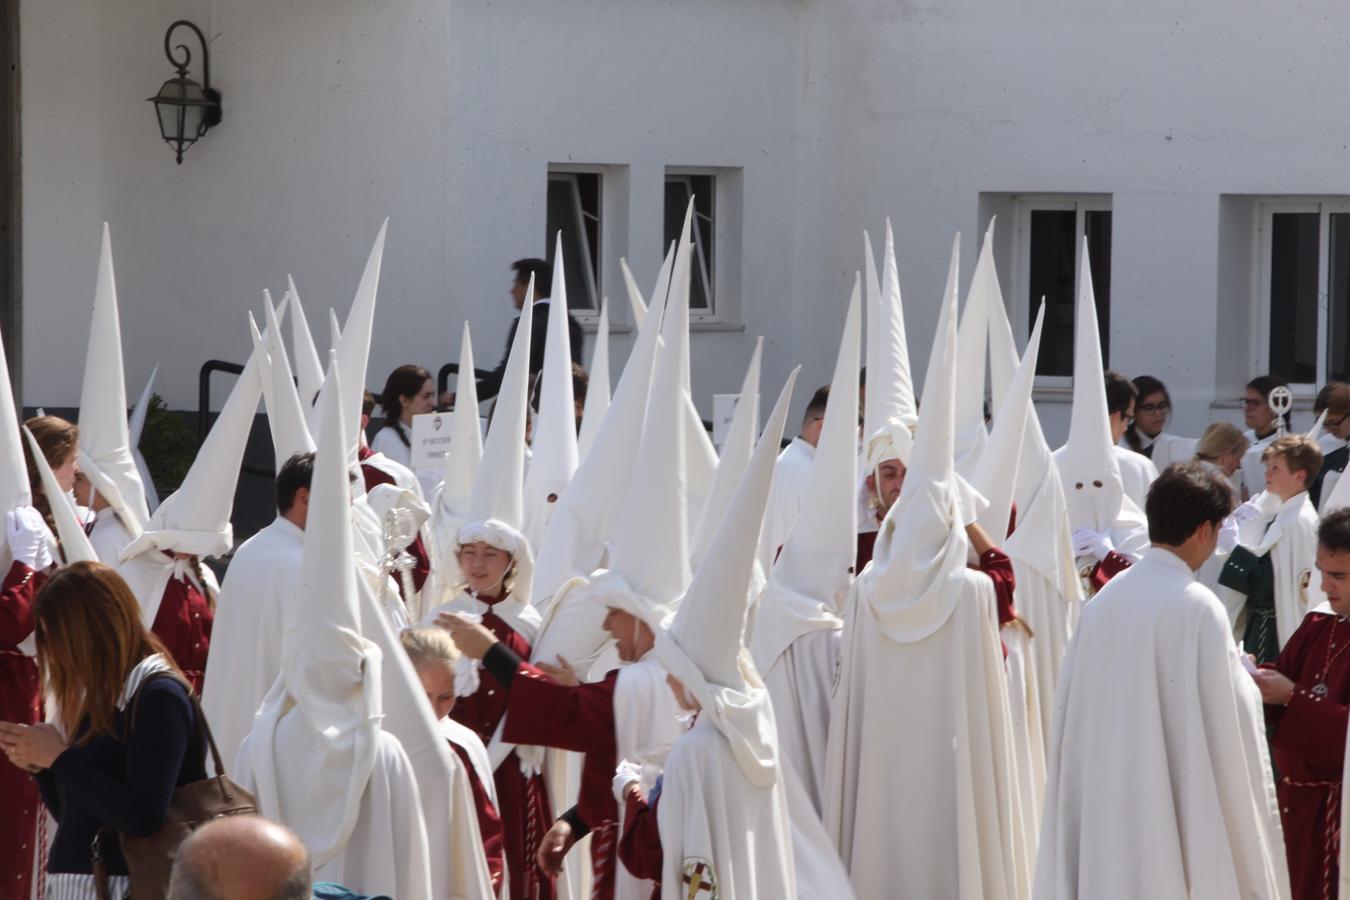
[197,359,275,479]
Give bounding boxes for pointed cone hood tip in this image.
[260,291,316,463]
[438,322,483,516]
[287,275,326,416]
[77,223,150,534]
[691,337,762,568]
[953,224,994,476]
[577,297,611,458]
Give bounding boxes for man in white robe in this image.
[757,386,825,572]
[1034,463,1289,899]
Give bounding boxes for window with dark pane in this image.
[545,172,601,311]
[1085,209,1112,367]
[665,174,716,312]
[1268,212,1319,384]
[1028,210,1076,376]
[1329,214,1350,382]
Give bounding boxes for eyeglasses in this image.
[1137,401,1171,414]
[1328,415,1349,429]
[1241,398,1263,409]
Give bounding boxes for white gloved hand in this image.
[6,507,53,571]
[1232,500,1263,526]
[1217,516,1240,554]
[1071,527,1114,563]
[612,759,642,803]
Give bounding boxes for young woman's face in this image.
[456,541,512,596]
[1134,390,1170,439]
[1244,389,1276,433]
[402,378,436,420]
[51,451,79,494]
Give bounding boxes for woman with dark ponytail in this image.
[1121,376,1195,470]
[370,364,435,468]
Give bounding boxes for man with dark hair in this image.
[1310,381,1350,508]
[1252,508,1350,900]
[167,815,312,900]
[759,385,829,569]
[1035,463,1288,898]
[1240,373,1291,500]
[200,451,315,769]
[1105,370,1160,510]
[478,258,583,402]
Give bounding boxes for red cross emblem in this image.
[681,858,718,899]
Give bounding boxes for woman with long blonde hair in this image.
[0,561,206,899]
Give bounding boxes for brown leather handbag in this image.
[92,674,258,900]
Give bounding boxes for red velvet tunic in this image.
[618,790,662,899]
[1089,550,1133,594]
[502,665,623,900]
[448,740,506,897]
[359,453,432,595]
[0,561,46,900]
[1265,612,1350,900]
[150,569,213,692]
[855,530,878,572]
[449,598,554,900]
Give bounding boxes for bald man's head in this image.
[168,815,311,900]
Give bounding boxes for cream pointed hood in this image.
[655,369,796,787]
[691,337,762,569]
[251,295,316,466]
[120,327,265,561]
[577,297,611,459]
[588,250,695,632]
[0,319,27,514]
[1308,410,1328,442]
[287,275,325,417]
[455,278,535,603]
[313,221,387,458]
[953,222,994,478]
[77,224,150,537]
[750,288,860,674]
[23,425,97,564]
[128,364,159,511]
[974,302,1045,540]
[522,232,580,548]
[861,220,917,472]
[865,236,982,642]
[436,322,482,520]
[531,248,672,606]
[1053,239,1123,533]
[250,356,383,868]
[621,257,649,332]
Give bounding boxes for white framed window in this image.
[546,169,602,313]
[1255,199,1350,389]
[1011,195,1113,382]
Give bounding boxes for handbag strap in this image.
[127,672,229,777]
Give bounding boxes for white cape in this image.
[758,626,838,813]
[757,438,814,573]
[656,714,795,900]
[1033,548,1289,899]
[825,567,1027,900]
[202,516,305,772]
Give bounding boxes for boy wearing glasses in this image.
[1105,371,1160,512]
[1309,381,1350,509]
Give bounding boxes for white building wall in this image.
[18,0,1350,447]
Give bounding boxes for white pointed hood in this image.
[128,365,160,511]
[0,324,28,513]
[577,297,611,458]
[861,220,917,472]
[23,426,97,564]
[1322,446,1350,514]
[691,338,762,569]
[1053,239,1123,533]
[328,308,342,357]
[252,292,316,464]
[455,279,534,603]
[954,222,995,478]
[120,329,265,561]
[588,252,694,630]
[531,247,673,606]
[77,224,150,537]
[522,232,580,548]
[1308,410,1328,442]
[287,275,325,417]
[621,257,649,331]
[250,357,383,868]
[655,369,797,787]
[862,230,882,442]
[974,302,1044,540]
[437,322,483,519]
[750,289,860,673]
[865,235,981,642]
[315,221,387,458]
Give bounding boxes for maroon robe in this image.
[501,664,624,900]
[450,596,554,900]
[1089,550,1133,594]
[448,739,507,897]
[855,529,878,572]
[359,448,432,596]
[1265,611,1350,900]
[0,560,46,900]
[150,568,213,692]
[618,790,662,900]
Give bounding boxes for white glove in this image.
[612,759,642,803]
[1071,527,1114,563]
[6,507,53,571]
[1217,516,1240,554]
[1232,500,1263,526]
